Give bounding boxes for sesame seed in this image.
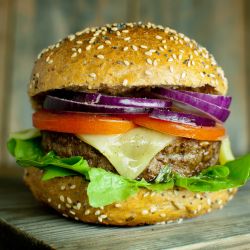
[105,40,111,45]
[145,70,152,76]
[145,51,152,56]
[173,54,177,60]
[116,31,121,36]
[48,59,53,64]
[142,209,148,215]
[140,45,147,49]
[55,43,60,48]
[67,197,72,204]
[62,213,68,218]
[124,60,130,66]
[95,210,101,215]
[89,73,97,78]
[197,204,202,211]
[151,192,156,197]
[155,35,162,40]
[195,193,201,199]
[160,213,166,218]
[58,204,61,209]
[123,46,129,51]
[35,73,40,78]
[162,39,166,44]
[68,34,75,41]
[98,216,103,222]
[111,27,118,31]
[70,210,76,215]
[100,206,104,210]
[72,48,76,51]
[61,185,65,190]
[168,57,173,62]
[194,50,199,56]
[97,54,104,59]
[178,54,183,60]
[115,203,122,208]
[124,37,131,41]
[143,192,150,197]
[153,59,158,66]
[200,72,205,78]
[122,29,129,33]
[78,48,82,53]
[169,66,174,73]
[48,198,51,203]
[217,199,223,205]
[97,45,104,50]
[76,202,81,210]
[66,204,71,208]
[174,190,179,196]
[76,40,83,44]
[207,208,212,213]
[132,45,138,51]
[207,198,212,205]
[150,206,157,213]
[146,58,152,65]
[149,49,156,53]
[59,195,65,202]
[86,45,91,51]
[159,47,164,51]
[122,79,128,86]
[181,72,186,79]
[177,218,183,224]
[85,209,90,215]
[70,184,76,189]
[228,195,234,201]
[75,217,79,221]
[100,214,107,219]
[89,38,96,44]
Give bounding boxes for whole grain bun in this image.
[24,167,236,226]
[29,22,228,97]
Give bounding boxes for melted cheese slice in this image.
[77,128,175,179]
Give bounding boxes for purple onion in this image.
[44,95,151,114]
[152,88,230,122]
[179,90,232,109]
[150,109,216,127]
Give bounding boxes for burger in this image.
[7,22,250,226]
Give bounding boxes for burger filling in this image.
[7,88,250,207]
[42,131,220,182]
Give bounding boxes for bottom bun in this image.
[24,167,237,226]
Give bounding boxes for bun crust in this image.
[24,167,236,226]
[29,22,228,97]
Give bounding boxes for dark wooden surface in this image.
[1,173,250,250]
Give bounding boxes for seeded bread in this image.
[29,22,228,98]
[24,167,236,226]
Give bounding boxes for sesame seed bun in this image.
[29,22,228,98]
[24,167,236,226]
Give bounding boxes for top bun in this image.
[29,22,228,97]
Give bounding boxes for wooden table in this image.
[1,174,250,250]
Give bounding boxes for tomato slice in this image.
[131,115,225,141]
[33,110,136,134]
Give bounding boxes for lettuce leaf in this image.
[7,131,250,207]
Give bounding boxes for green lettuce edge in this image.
[7,129,250,207]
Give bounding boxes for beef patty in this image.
[41,131,221,182]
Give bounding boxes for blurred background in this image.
[0,0,249,173]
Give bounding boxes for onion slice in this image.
[150,109,216,127]
[179,90,232,108]
[44,95,151,114]
[153,88,230,122]
[51,90,172,108]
